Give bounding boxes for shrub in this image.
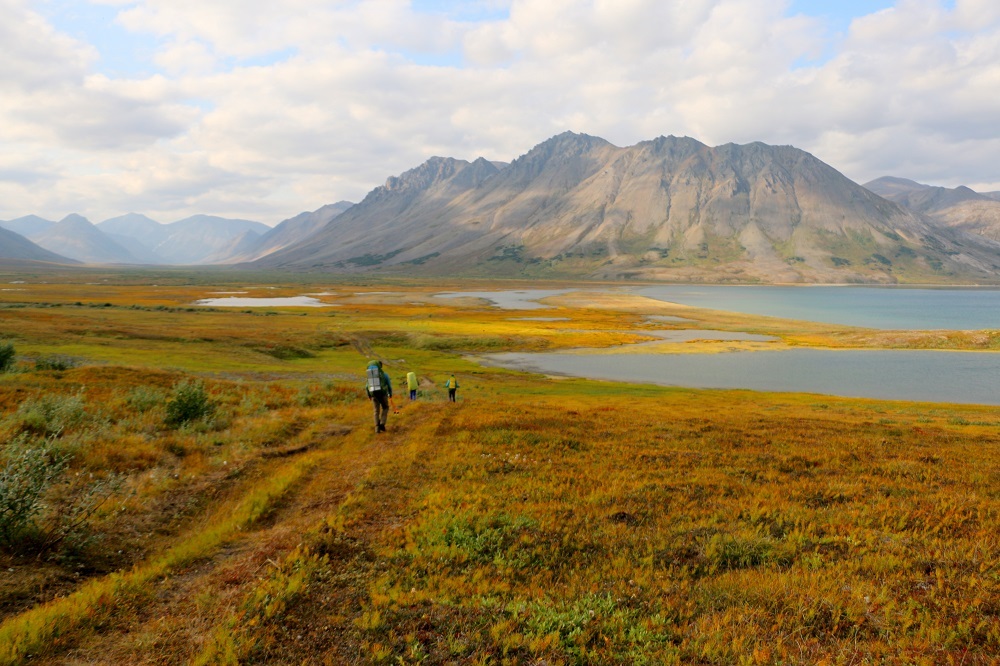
[15,392,87,436]
[35,355,78,371]
[125,385,166,413]
[0,435,68,550]
[165,380,216,427]
[0,341,15,373]
[295,385,317,407]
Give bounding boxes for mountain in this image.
[222,201,353,264]
[256,132,1000,283]
[99,213,169,264]
[103,232,166,264]
[865,177,1000,241]
[0,227,77,263]
[200,229,264,264]
[29,214,142,264]
[98,213,172,248]
[97,212,272,264]
[150,215,270,264]
[0,215,54,238]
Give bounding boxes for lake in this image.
[484,348,1000,405]
[637,285,1000,330]
[194,296,336,307]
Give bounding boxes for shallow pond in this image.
[435,289,572,310]
[194,296,336,307]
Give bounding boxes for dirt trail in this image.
[212,402,454,664]
[31,403,448,665]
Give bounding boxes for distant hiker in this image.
[365,359,392,433]
[406,371,418,401]
[445,373,459,402]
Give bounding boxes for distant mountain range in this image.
[0,206,353,266]
[254,132,1000,283]
[4,132,1000,283]
[0,226,76,264]
[864,177,1000,242]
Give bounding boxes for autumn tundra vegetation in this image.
[0,270,998,665]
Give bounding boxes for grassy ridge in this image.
[0,276,998,663]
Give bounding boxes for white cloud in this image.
[2,0,1000,225]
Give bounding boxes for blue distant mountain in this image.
[0,226,76,263]
[31,214,141,264]
[0,214,54,238]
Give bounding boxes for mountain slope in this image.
[30,214,141,264]
[151,215,270,264]
[0,215,54,238]
[866,177,1000,241]
[0,227,77,263]
[98,213,172,250]
[257,133,1000,283]
[224,201,353,264]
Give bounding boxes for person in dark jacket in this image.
[365,360,393,432]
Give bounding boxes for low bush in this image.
[165,380,216,427]
[125,385,166,413]
[35,355,78,371]
[0,341,15,373]
[15,392,87,436]
[0,434,69,551]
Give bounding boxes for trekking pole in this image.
[391,396,399,415]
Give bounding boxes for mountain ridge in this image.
[865,176,1000,242]
[0,226,77,263]
[255,132,1000,283]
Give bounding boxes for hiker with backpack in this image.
[406,371,418,401]
[365,360,393,433]
[445,373,459,402]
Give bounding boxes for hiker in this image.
[364,359,392,433]
[445,373,459,402]
[406,371,418,401]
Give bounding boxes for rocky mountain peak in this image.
[383,156,467,193]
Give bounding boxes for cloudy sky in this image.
[2,0,999,226]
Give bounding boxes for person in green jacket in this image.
[364,360,392,433]
[406,371,418,401]
[445,373,459,402]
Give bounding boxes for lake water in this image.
[484,349,1000,405]
[637,285,1000,330]
[194,296,336,307]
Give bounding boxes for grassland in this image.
[0,271,998,664]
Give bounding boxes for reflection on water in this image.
[194,296,336,307]
[484,348,1000,405]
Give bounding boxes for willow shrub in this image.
[0,341,14,373]
[0,434,69,551]
[164,379,216,427]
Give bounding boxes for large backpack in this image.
[366,365,383,393]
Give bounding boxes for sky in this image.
[2,0,999,226]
